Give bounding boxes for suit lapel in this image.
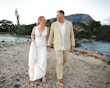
[56,21,61,34]
[64,20,68,37]
[56,20,68,33]
[56,20,68,40]
[56,21,60,30]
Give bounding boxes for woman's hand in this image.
[47,46,51,52]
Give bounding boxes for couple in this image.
[28,10,75,86]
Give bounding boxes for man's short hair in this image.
[57,10,65,15]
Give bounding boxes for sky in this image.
[0,0,110,25]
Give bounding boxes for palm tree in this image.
[15,9,20,26]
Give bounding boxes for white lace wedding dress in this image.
[28,26,47,81]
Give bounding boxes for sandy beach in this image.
[0,41,110,88]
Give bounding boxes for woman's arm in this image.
[31,26,36,42]
[46,27,50,43]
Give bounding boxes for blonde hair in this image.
[37,16,45,25]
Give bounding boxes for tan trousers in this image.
[55,50,69,79]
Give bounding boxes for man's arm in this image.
[47,23,54,47]
[70,22,75,46]
[70,22,75,52]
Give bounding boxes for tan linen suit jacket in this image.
[47,20,75,50]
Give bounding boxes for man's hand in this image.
[47,46,51,52]
[70,46,75,52]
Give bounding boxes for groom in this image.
[47,10,75,86]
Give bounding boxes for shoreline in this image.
[0,39,110,58]
[0,41,110,87]
[76,38,110,42]
[0,33,110,42]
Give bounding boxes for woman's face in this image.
[40,17,46,25]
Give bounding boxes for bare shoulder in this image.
[33,26,36,29]
[33,26,37,31]
[45,26,49,29]
[45,26,49,31]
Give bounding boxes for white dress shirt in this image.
[59,22,65,50]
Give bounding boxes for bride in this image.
[28,16,49,83]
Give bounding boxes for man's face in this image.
[56,12,63,21]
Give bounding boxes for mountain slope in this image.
[50,14,93,23]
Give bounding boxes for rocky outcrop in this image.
[79,49,110,63]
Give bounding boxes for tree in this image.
[72,22,87,37]
[16,23,36,35]
[46,19,51,27]
[95,25,110,41]
[0,19,15,33]
[86,20,101,37]
[87,20,101,31]
[15,9,20,26]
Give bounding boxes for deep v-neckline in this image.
[37,26,46,36]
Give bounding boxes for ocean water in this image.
[0,35,30,41]
[0,35,110,56]
[76,39,110,56]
